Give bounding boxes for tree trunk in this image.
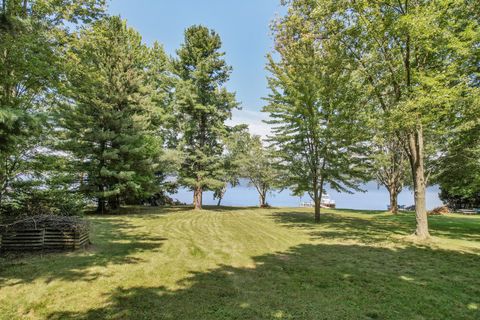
[314,194,321,223]
[313,174,326,223]
[259,191,267,207]
[402,12,429,238]
[193,186,202,210]
[108,196,120,211]
[407,126,430,239]
[96,197,106,214]
[216,185,226,206]
[313,182,320,223]
[388,186,399,214]
[96,183,106,213]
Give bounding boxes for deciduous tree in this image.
[233,131,280,207]
[264,4,369,222]
[371,135,408,214]
[0,0,104,210]
[297,0,479,237]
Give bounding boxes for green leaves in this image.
[172,25,238,200]
[226,129,280,206]
[58,16,164,211]
[0,0,105,214]
[264,2,369,208]
[277,0,479,231]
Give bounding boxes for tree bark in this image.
[313,174,325,223]
[108,196,120,211]
[259,191,267,207]
[96,197,106,213]
[407,126,430,239]
[313,182,320,223]
[388,186,399,214]
[314,193,321,223]
[193,186,202,210]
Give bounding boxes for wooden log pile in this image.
[427,206,450,216]
[0,215,89,252]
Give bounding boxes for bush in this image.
[0,187,85,219]
[439,188,480,210]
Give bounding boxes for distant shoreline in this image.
[172,181,443,210]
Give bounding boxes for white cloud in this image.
[227,109,272,138]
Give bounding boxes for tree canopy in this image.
[271,0,480,236]
[0,0,105,214]
[264,2,369,222]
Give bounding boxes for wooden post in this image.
[74,231,79,250]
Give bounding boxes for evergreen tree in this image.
[59,16,161,212]
[172,25,238,210]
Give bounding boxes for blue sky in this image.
[108,0,284,136]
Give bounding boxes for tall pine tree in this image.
[59,16,161,212]
[172,25,238,210]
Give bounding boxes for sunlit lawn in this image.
[0,206,479,319]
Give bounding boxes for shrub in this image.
[0,187,85,219]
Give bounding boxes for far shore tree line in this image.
[0,0,478,239]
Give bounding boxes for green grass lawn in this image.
[1,207,479,320]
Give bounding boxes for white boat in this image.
[300,194,336,208]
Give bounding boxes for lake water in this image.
[172,180,443,210]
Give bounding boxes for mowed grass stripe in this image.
[0,206,479,319]
[156,208,306,268]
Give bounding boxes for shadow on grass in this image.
[0,217,165,285]
[269,210,405,243]
[270,210,480,243]
[47,243,480,320]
